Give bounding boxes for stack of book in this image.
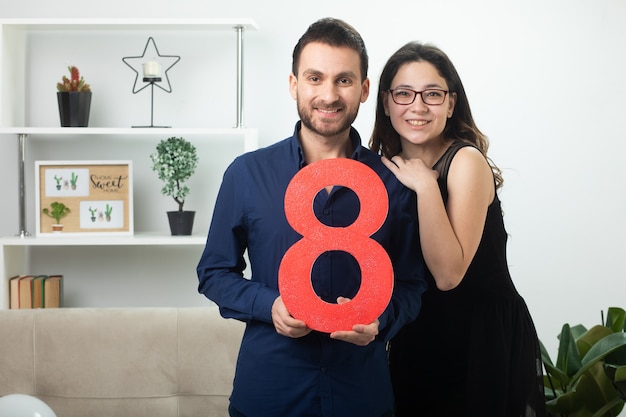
[9,275,63,309]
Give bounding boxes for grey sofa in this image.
[0,306,244,417]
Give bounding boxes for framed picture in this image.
[35,160,133,236]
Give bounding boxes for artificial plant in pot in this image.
[150,136,199,235]
[57,65,92,127]
[541,306,626,417]
[42,201,71,232]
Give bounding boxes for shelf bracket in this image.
[235,25,245,128]
[17,133,29,237]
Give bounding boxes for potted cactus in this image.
[54,175,63,190]
[88,206,97,222]
[150,136,198,235]
[42,201,71,232]
[57,65,92,127]
[104,204,113,222]
[70,172,78,190]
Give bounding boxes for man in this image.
[197,17,426,417]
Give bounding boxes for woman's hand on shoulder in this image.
[381,155,439,193]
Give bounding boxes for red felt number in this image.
[278,158,394,333]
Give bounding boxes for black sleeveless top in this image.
[389,141,546,416]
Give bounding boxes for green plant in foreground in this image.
[42,201,70,224]
[150,136,198,212]
[541,306,626,417]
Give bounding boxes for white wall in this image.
[2,0,626,359]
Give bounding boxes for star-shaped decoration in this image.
[122,37,181,94]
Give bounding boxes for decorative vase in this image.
[167,211,195,236]
[57,91,92,127]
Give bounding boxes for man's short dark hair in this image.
[292,17,368,81]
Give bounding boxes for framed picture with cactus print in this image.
[35,160,133,236]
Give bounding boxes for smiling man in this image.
[197,18,426,417]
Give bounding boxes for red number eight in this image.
[278,158,394,333]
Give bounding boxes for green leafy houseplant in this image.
[42,202,70,225]
[541,306,626,417]
[57,66,91,92]
[150,137,199,212]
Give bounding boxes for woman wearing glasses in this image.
[370,42,546,416]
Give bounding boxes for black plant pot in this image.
[57,91,92,127]
[167,211,195,236]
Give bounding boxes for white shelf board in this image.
[0,127,259,151]
[0,18,258,31]
[0,233,206,246]
[0,127,257,136]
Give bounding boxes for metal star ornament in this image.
[122,37,181,94]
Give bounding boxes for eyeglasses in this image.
[386,88,449,105]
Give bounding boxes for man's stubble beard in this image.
[297,99,359,138]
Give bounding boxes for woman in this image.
[370,42,546,416]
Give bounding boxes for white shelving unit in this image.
[0,19,258,309]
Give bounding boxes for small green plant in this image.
[54,175,62,190]
[150,136,198,212]
[56,66,91,92]
[88,206,97,221]
[542,306,626,416]
[104,204,113,221]
[70,172,78,189]
[42,201,70,224]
